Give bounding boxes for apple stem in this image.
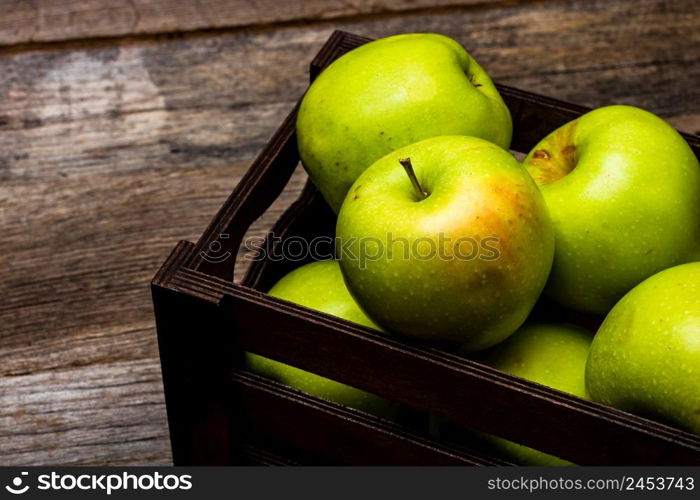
[399,157,428,200]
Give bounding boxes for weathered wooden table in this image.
[1,0,698,465]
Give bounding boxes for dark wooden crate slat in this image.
[238,443,300,466]
[233,370,504,466]
[242,183,335,291]
[239,437,341,466]
[161,265,700,466]
[153,241,239,465]
[186,104,301,282]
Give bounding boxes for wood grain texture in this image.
[0,0,505,47]
[1,0,699,465]
[0,359,171,465]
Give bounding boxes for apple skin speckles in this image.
[297,33,512,212]
[586,262,700,436]
[337,136,554,351]
[523,105,700,315]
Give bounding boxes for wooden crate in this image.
[151,30,700,466]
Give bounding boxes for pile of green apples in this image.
[247,34,700,465]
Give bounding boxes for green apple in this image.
[524,105,700,315]
[586,262,700,435]
[297,33,512,212]
[336,135,554,351]
[484,323,593,465]
[246,260,397,418]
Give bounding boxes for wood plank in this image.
[0,359,171,465]
[1,0,699,465]
[0,161,308,375]
[0,0,506,47]
[233,370,505,465]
